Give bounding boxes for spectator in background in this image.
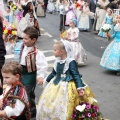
[0,16,6,95]
[44,0,49,16]
[89,0,98,26]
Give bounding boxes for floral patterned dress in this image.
[100,24,120,71]
[36,58,101,120]
[66,27,87,66]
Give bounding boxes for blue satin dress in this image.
[98,15,114,37]
[100,24,120,71]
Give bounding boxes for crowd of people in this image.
[0,0,119,119]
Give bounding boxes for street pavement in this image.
[5,13,120,120]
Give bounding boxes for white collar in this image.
[56,57,67,64]
[24,45,33,51]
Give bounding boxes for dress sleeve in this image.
[4,99,25,118]
[36,50,48,79]
[111,31,116,40]
[69,60,86,89]
[46,68,56,82]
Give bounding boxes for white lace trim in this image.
[36,79,68,120]
[54,57,74,73]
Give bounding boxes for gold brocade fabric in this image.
[37,80,102,120]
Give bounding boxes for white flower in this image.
[76,104,86,112]
[102,24,112,32]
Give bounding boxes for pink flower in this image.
[86,112,91,118]
[85,104,91,110]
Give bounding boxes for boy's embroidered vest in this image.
[3,81,30,120]
[20,45,38,73]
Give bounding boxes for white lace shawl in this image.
[54,57,74,73]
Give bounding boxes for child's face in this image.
[2,72,18,85]
[6,7,10,13]
[23,33,36,47]
[107,10,112,15]
[69,20,75,28]
[53,44,63,58]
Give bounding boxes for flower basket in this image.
[72,102,102,120]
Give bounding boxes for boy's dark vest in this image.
[20,45,38,73]
[2,81,30,120]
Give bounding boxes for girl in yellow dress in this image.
[36,40,102,120]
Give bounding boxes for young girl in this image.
[98,8,114,37]
[5,6,13,24]
[100,15,120,75]
[65,2,76,26]
[0,61,30,120]
[36,40,102,120]
[66,18,87,66]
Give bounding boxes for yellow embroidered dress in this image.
[36,58,102,120]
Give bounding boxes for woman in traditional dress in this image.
[77,1,94,31]
[47,0,55,13]
[95,0,109,31]
[36,0,45,17]
[76,0,84,28]
[18,0,40,37]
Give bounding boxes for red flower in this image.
[78,118,82,120]
[8,30,12,34]
[91,113,95,117]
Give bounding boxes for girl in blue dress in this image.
[98,8,114,37]
[100,15,120,74]
[5,6,13,24]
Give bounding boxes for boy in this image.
[59,0,68,31]
[20,26,48,118]
[0,61,30,120]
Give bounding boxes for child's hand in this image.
[37,77,44,85]
[79,89,85,96]
[106,33,111,38]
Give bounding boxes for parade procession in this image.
[0,0,120,119]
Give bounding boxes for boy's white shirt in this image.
[0,85,25,118]
[20,45,48,79]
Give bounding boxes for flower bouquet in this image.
[76,3,83,11]
[60,30,68,39]
[101,24,112,41]
[3,24,17,43]
[72,102,102,120]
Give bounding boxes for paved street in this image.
[5,13,120,120]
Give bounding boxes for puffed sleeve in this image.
[46,68,56,82]
[36,50,48,79]
[4,99,25,118]
[69,60,86,89]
